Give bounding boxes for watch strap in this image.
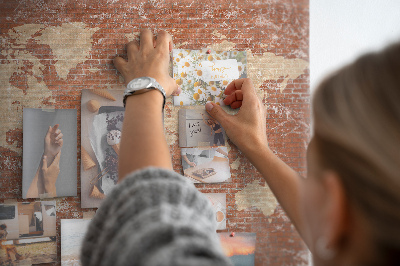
[123,77,166,109]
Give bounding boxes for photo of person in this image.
[0,223,24,263]
[23,108,77,198]
[181,147,230,183]
[0,201,57,265]
[201,113,225,146]
[179,109,226,148]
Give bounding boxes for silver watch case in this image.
[123,77,166,108]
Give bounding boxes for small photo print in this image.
[22,108,77,198]
[219,232,257,266]
[0,201,57,265]
[61,219,92,266]
[204,193,227,230]
[173,49,247,106]
[181,147,230,183]
[179,109,226,148]
[80,89,124,208]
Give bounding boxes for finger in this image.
[52,124,59,133]
[54,129,61,136]
[45,126,52,138]
[52,152,61,165]
[139,29,154,52]
[126,41,139,58]
[171,85,182,96]
[42,156,48,171]
[113,56,127,73]
[205,102,231,128]
[224,78,256,97]
[55,133,63,141]
[230,101,243,109]
[56,139,64,147]
[223,90,243,106]
[155,30,173,53]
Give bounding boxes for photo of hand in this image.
[26,124,63,198]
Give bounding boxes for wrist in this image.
[125,90,164,110]
[43,182,56,197]
[240,139,272,161]
[124,77,166,108]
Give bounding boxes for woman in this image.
[81,30,400,265]
[0,224,24,263]
[201,113,224,146]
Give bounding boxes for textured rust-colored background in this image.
[0,0,310,265]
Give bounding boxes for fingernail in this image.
[205,102,214,111]
[177,86,182,94]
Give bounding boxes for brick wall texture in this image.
[0,0,310,265]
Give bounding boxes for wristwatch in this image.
[123,77,166,109]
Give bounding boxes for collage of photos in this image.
[1,48,255,264]
[81,89,125,208]
[22,108,77,199]
[173,49,247,106]
[0,201,57,265]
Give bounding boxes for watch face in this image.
[130,77,151,90]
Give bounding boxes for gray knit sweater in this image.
[81,167,232,266]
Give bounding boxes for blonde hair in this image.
[312,43,400,264]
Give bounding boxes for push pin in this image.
[230,232,235,237]
[206,49,211,54]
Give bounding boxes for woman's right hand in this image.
[205,78,268,155]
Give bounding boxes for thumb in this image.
[52,151,61,165]
[113,56,127,75]
[205,102,230,127]
[42,156,48,171]
[46,126,52,137]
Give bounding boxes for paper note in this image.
[173,49,247,106]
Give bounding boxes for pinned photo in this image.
[179,109,226,148]
[81,89,124,208]
[219,232,257,266]
[204,193,227,230]
[61,219,92,265]
[181,147,230,183]
[22,108,77,198]
[173,49,247,106]
[0,201,57,265]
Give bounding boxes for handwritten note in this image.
[187,121,202,138]
[198,59,239,82]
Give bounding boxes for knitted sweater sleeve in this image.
[81,167,232,266]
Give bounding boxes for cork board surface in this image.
[0,0,310,265]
